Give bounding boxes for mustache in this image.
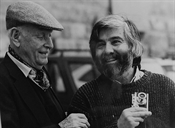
[101,52,121,63]
[100,52,132,76]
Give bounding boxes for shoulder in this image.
[69,77,99,109]
[147,70,174,84]
[0,54,13,75]
[0,61,9,80]
[142,70,173,82]
[74,75,106,97]
[143,70,175,91]
[0,55,20,87]
[76,78,99,95]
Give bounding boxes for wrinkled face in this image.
[93,27,134,79]
[18,25,53,69]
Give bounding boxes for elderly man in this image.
[0,1,90,128]
[68,15,175,128]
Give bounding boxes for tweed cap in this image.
[6,1,64,31]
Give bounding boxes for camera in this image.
[132,92,149,110]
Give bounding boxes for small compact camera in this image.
[132,92,149,110]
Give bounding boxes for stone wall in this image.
[0,0,109,57]
[1,0,174,59]
[112,0,175,59]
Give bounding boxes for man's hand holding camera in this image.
[117,92,152,128]
[117,107,152,128]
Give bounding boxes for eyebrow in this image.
[109,37,124,42]
[97,36,124,42]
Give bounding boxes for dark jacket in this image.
[0,54,66,128]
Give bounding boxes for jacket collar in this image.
[3,54,52,126]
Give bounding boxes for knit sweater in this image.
[68,70,175,128]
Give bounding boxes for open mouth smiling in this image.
[39,51,49,56]
[104,58,117,64]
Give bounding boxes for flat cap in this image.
[6,1,64,31]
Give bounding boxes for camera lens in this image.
[138,92,146,99]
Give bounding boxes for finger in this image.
[132,117,144,122]
[75,120,90,128]
[131,121,140,127]
[68,114,90,127]
[80,123,89,128]
[85,120,90,127]
[122,107,149,117]
[82,122,90,128]
[132,111,152,117]
[130,107,148,112]
[125,117,141,127]
[70,113,88,120]
[77,118,90,127]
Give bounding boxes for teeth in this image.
[40,52,47,54]
[107,59,115,62]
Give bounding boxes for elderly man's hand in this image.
[58,113,90,128]
[117,107,152,128]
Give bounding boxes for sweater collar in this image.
[102,67,144,85]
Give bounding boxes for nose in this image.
[105,43,114,54]
[44,37,53,50]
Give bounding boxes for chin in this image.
[38,59,48,66]
[104,67,121,78]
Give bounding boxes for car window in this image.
[46,62,66,92]
[69,63,98,89]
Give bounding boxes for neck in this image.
[8,46,43,70]
[112,67,136,84]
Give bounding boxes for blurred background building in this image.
[111,0,175,59]
[0,0,175,76]
[0,0,109,57]
[0,0,175,59]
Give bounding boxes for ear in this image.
[9,27,21,47]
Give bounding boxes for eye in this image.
[111,40,122,45]
[37,34,44,40]
[96,41,105,48]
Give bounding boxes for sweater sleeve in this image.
[67,84,98,128]
[67,85,91,115]
[104,122,118,128]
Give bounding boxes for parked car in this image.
[46,50,100,111]
[0,51,174,111]
[47,51,175,111]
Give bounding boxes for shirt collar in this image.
[130,67,144,83]
[111,67,144,84]
[7,52,32,77]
